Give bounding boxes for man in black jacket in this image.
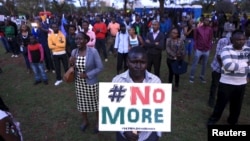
[144,20,165,77]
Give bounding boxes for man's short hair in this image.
[128,46,147,59]
[232,29,244,37]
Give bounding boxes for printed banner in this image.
[99,82,172,132]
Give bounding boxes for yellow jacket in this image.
[48,31,66,54]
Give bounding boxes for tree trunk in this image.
[87,1,91,11]
[124,0,128,15]
[159,0,165,19]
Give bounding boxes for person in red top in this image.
[28,35,48,85]
[93,16,108,62]
[189,16,213,83]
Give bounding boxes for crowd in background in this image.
[0,8,250,140]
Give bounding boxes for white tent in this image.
[134,0,159,8]
[192,5,202,8]
[165,4,183,8]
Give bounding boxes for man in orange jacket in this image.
[48,22,68,86]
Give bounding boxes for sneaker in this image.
[189,77,194,83]
[52,70,56,73]
[200,76,206,83]
[14,55,18,58]
[105,59,108,62]
[11,54,15,57]
[34,80,42,85]
[54,80,63,86]
[44,69,49,73]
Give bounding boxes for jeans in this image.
[0,37,11,52]
[96,38,107,59]
[185,38,194,56]
[31,63,48,81]
[190,49,210,79]
[53,54,68,80]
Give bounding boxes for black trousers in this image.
[43,44,55,71]
[208,82,246,124]
[116,132,159,141]
[209,71,221,103]
[8,37,19,55]
[117,53,128,74]
[53,54,68,80]
[167,58,180,87]
[96,38,107,59]
[147,53,162,77]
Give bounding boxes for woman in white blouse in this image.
[128,26,144,49]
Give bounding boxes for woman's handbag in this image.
[171,60,188,75]
[63,67,75,83]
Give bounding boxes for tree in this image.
[150,0,167,19]
[51,0,68,15]
[159,0,164,19]
[214,1,234,13]
[238,0,250,12]
[0,0,16,15]
[16,0,43,17]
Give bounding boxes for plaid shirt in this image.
[211,38,231,73]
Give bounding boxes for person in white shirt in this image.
[114,24,129,74]
[113,47,161,141]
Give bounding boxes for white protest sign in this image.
[99,82,172,132]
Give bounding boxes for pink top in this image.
[86,30,96,47]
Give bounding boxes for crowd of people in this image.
[0,8,250,140]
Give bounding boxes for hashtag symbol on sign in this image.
[108,85,126,102]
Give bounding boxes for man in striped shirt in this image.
[208,37,231,108]
[112,47,161,141]
[207,30,250,125]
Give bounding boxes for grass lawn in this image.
[0,42,249,141]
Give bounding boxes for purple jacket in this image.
[194,25,213,51]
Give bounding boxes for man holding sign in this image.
[112,47,162,141]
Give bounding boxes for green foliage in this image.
[239,0,250,12]
[214,1,234,13]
